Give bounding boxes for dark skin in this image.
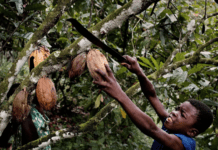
[93,55,199,150]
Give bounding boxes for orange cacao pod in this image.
[28,46,50,71]
[68,53,87,79]
[12,88,31,123]
[36,77,57,111]
[87,49,109,81]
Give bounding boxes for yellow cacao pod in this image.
[28,46,50,71]
[12,88,31,123]
[36,77,57,111]
[87,49,109,81]
[68,53,87,79]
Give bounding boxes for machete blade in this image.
[67,18,127,63]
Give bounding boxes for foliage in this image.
[0,0,218,149]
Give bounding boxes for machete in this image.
[67,18,127,63]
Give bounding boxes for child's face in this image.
[164,101,198,136]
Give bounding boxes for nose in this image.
[171,110,178,117]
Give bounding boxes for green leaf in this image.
[25,4,46,11]
[150,39,158,49]
[159,30,165,45]
[94,94,102,108]
[213,109,218,128]
[57,21,63,33]
[9,0,23,14]
[116,66,127,75]
[202,99,218,107]
[175,52,185,62]
[155,7,165,17]
[138,61,150,68]
[211,137,218,150]
[139,57,154,69]
[159,62,164,68]
[150,55,159,70]
[39,36,51,47]
[1,9,17,19]
[56,37,69,44]
[168,68,187,85]
[188,64,207,75]
[182,83,199,92]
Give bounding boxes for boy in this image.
[93,55,213,150]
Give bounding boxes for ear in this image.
[187,128,199,137]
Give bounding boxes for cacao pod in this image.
[87,49,109,81]
[28,46,50,71]
[68,53,87,79]
[12,88,31,123]
[36,77,57,111]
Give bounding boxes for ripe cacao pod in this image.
[36,77,57,111]
[87,49,109,81]
[12,88,31,123]
[28,46,50,71]
[68,53,87,79]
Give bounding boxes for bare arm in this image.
[121,56,169,121]
[93,64,184,150]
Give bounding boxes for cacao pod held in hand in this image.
[68,53,87,79]
[87,49,109,81]
[12,88,31,123]
[36,77,57,111]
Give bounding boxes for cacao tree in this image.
[0,0,218,149]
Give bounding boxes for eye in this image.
[181,110,186,118]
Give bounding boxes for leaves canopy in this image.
[0,0,218,149]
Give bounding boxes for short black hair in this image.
[188,99,213,134]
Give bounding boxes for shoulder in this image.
[174,134,196,150]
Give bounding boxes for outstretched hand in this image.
[121,55,142,75]
[93,64,125,100]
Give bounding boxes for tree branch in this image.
[206,12,218,19]
[199,58,218,65]
[193,37,218,57]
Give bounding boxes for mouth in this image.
[166,117,173,123]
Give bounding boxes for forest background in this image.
[0,0,218,149]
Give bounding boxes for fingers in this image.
[94,64,116,85]
[104,64,114,78]
[93,80,107,87]
[123,55,137,64]
[121,62,130,69]
[95,67,110,82]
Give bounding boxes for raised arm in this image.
[93,65,184,150]
[121,56,169,121]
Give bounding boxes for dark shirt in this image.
[151,119,196,150]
